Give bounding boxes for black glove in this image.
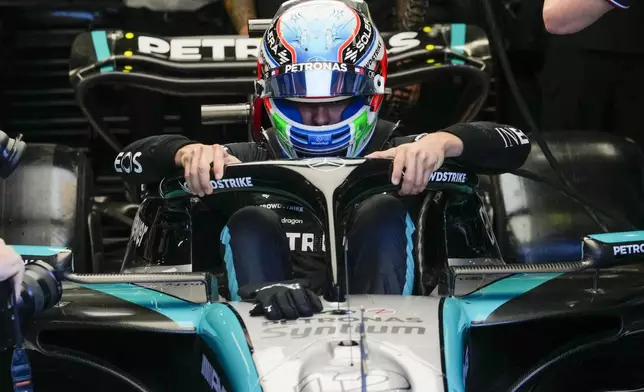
[238,280,323,321]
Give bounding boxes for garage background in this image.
[0,0,549,268]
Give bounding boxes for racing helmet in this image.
[257,0,387,158]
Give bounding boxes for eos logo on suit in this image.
[114,151,143,174]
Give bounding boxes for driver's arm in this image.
[388,122,531,174]
[543,0,627,35]
[113,135,268,184]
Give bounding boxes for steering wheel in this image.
[158,157,478,300]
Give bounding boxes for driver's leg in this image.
[220,206,292,301]
[346,194,414,295]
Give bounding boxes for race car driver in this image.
[115,0,531,320]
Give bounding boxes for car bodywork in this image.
[6,12,644,392]
[14,158,644,392]
[18,244,644,392]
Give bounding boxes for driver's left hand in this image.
[238,280,323,321]
[366,132,464,196]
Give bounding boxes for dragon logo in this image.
[307,157,346,172]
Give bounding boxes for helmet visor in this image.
[261,62,385,99]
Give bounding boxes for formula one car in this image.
[67,20,494,272]
[3,148,644,392]
[3,6,644,392]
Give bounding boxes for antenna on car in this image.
[345,236,354,364]
[247,19,272,38]
[337,233,356,365]
[360,305,369,391]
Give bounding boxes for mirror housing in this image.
[248,19,272,38]
[583,231,644,268]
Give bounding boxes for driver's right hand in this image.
[174,143,241,197]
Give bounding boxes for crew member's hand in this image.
[366,132,463,196]
[238,280,323,321]
[0,239,24,300]
[174,144,241,197]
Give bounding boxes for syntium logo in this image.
[262,323,426,339]
[137,36,260,61]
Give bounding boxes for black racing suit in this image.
[116,120,531,298]
[541,2,644,146]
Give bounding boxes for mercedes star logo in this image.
[307,157,347,172]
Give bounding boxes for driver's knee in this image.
[224,206,288,252]
[347,194,415,295]
[227,206,282,235]
[351,194,407,231]
[220,206,291,300]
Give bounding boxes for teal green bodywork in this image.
[15,246,260,391]
[442,273,562,392]
[588,230,644,244]
[90,30,115,72]
[450,24,467,65]
[81,283,261,392]
[11,245,69,257]
[10,246,569,392]
[80,283,261,392]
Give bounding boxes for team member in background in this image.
[540,0,644,148]
[0,240,24,299]
[118,0,531,320]
[224,0,419,35]
[543,0,629,34]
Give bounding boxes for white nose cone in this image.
[259,340,443,392]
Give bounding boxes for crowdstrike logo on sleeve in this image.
[428,171,467,184]
[179,177,254,194]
